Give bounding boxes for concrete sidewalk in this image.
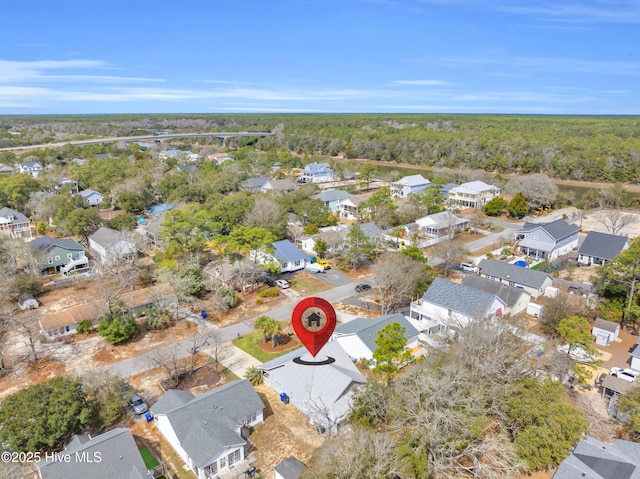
[216,344,262,378]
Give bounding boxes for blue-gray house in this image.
[390,174,430,198]
[298,162,334,183]
[313,189,353,213]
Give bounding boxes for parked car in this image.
[276,279,290,289]
[355,283,372,293]
[316,259,331,269]
[263,276,277,287]
[129,393,149,415]
[610,367,639,383]
[460,262,479,273]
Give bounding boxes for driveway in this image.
[314,268,353,287]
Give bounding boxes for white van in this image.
[460,262,478,273]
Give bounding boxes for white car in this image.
[276,279,290,289]
[556,344,598,364]
[460,262,479,273]
[610,367,639,383]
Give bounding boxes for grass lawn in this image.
[233,331,299,362]
[290,275,331,296]
[139,447,159,469]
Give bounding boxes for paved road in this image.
[100,278,361,380]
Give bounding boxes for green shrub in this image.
[259,287,279,298]
[256,298,264,305]
[145,305,172,330]
[76,319,93,334]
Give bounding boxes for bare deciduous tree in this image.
[373,253,430,315]
[432,241,469,277]
[148,345,182,388]
[504,173,559,209]
[600,210,637,235]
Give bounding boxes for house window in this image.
[67,253,73,259]
[294,260,301,267]
[204,461,218,475]
[246,412,257,424]
[219,456,226,469]
[48,257,53,264]
[228,449,240,465]
[54,255,60,261]
[274,380,282,391]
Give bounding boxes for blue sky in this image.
[1,0,639,114]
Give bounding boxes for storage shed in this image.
[591,318,620,347]
[18,294,38,310]
[526,303,544,318]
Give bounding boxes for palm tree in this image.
[244,366,263,385]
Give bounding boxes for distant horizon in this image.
[2,1,639,115]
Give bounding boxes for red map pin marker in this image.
[291,297,337,357]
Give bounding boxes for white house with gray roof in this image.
[447,180,500,209]
[552,435,640,479]
[461,274,530,316]
[0,206,31,239]
[515,218,579,261]
[298,162,334,183]
[251,239,309,273]
[578,231,629,266]
[88,226,136,265]
[259,341,365,434]
[390,174,430,198]
[409,278,506,334]
[413,210,469,239]
[152,380,264,479]
[313,189,353,213]
[478,259,552,299]
[18,160,43,177]
[78,188,104,206]
[331,313,422,362]
[37,428,151,479]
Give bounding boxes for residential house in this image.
[18,161,43,177]
[78,188,104,206]
[57,177,79,194]
[409,277,506,334]
[298,162,334,183]
[274,456,307,479]
[461,275,530,316]
[340,194,372,220]
[206,153,233,164]
[152,379,264,479]
[242,176,271,193]
[592,318,621,347]
[260,178,297,193]
[477,259,553,299]
[313,190,353,213]
[414,211,469,239]
[0,163,14,174]
[578,231,629,266]
[447,180,500,209]
[159,148,200,161]
[36,428,152,479]
[553,435,640,479]
[260,341,365,433]
[39,284,173,338]
[439,183,458,201]
[88,227,136,265]
[252,239,309,273]
[390,174,430,198]
[331,313,422,362]
[31,236,88,275]
[139,211,167,248]
[97,209,126,221]
[0,207,32,239]
[177,164,198,172]
[346,222,384,249]
[299,225,348,255]
[514,218,579,261]
[631,338,640,371]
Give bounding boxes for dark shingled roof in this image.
[274,456,308,479]
[421,277,504,318]
[519,218,579,241]
[579,231,629,262]
[461,275,528,308]
[334,313,419,353]
[552,436,640,479]
[478,259,551,290]
[31,235,84,252]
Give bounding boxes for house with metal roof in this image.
[152,379,264,479]
[478,259,552,298]
[390,174,431,198]
[241,176,271,192]
[274,456,308,479]
[251,239,309,273]
[515,218,579,261]
[37,428,153,479]
[447,180,500,209]
[413,210,469,239]
[88,226,136,265]
[0,206,31,239]
[78,188,104,206]
[553,435,640,479]
[18,160,43,177]
[461,275,530,316]
[331,313,422,362]
[31,235,88,275]
[298,162,334,183]
[578,231,629,266]
[409,278,506,334]
[260,341,365,434]
[313,189,353,213]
